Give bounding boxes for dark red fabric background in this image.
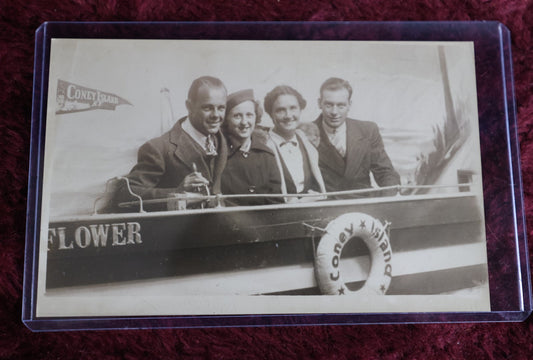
[1,1,533,359]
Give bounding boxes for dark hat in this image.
[226,89,255,113]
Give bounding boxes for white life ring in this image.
[314,212,393,295]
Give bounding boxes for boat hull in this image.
[46,192,486,295]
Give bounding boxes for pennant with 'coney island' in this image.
[56,80,132,114]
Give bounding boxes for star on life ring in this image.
[314,213,393,295]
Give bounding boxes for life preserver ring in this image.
[314,213,393,295]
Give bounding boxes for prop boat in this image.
[46,179,487,296]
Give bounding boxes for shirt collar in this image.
[229,136,252,153]
[239,137,252,152]
[182,117,208,148]
[270,130,298,147]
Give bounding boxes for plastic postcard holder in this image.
[23,22,531,331]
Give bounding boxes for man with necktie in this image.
[313,77,400,197]
[120,76,228,210]
[264,85,325,198]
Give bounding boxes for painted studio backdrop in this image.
[45,39,479,217]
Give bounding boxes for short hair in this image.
[263,85,307,116]
[187,76,227,104]
[319,77,353,100]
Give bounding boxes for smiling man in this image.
[314,77,400,197]
[264,85,325,197]
[120,76,228,209]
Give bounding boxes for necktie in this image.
[205,134,217,156]
[330,129,345,157]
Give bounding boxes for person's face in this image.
[187,85,227,135]
[226,100,256,141]
[271,94,301,138]
[318,88,351,128]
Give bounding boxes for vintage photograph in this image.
[36,39,490,317]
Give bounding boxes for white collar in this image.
[228,136,252,153]
[182,117,208,149]
[239,137,252,152]
[270,131,298,147]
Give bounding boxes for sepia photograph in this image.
[36,38,490,317]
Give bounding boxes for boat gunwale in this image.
[49,190,480,223]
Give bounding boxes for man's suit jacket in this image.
[124,117,228,201]
[314,116,400,194]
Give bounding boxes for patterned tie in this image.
[205,134,217,156]
[331,129,346,157]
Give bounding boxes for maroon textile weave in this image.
[1,1,533,358]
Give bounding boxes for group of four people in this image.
[120,76,400,210]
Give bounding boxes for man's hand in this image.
[179,172,210,192]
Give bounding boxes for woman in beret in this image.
[221,89,282,205]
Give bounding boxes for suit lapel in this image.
[315,116,345,176]
[170,117,210,178]
[296,130,326,193]
[343,119,368,179]
[267,137,288,197]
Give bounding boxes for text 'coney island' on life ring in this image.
[314,212,393,295]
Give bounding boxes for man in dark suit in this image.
[119,76,228,210]
[314,77,400,197]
